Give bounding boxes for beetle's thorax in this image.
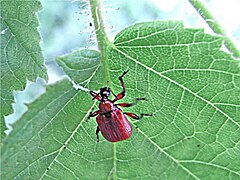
[99,100,116,114]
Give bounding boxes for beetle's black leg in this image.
[96,126,100,142]
[124,112,152,120]
[113,70,129,102]
[111,90,117,98]
[115,103,136,107]
[87,110,99,121]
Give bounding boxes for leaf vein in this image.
[113,47,240,128]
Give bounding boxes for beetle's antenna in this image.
[92,92,100,100]
[90,90,100,100]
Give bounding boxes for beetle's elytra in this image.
[88,70,152,142]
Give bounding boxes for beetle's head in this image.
[100,87,111,100]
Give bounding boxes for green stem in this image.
[89,0,111,85]
[89,1,117,179]
[188,0,240,58]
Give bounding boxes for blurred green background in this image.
[4,0,240,134]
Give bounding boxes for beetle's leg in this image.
[111,90,117,98]
[90,91,101,101]
[112,70,129,102]
[87,110,99,121]
[96,126,100,142]
[115,98,147,107]
[124,112,152,120]
[115,103,136,107]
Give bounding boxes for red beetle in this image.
[88,70,151,142]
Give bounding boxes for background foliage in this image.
[0,1,47,140]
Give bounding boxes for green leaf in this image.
[56,49,101,84]
[2,21,240,179]
[109,21,240,179]
[0,1,47,139]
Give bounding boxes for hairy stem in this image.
[89,0,111,84]
[189,0,240,58]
